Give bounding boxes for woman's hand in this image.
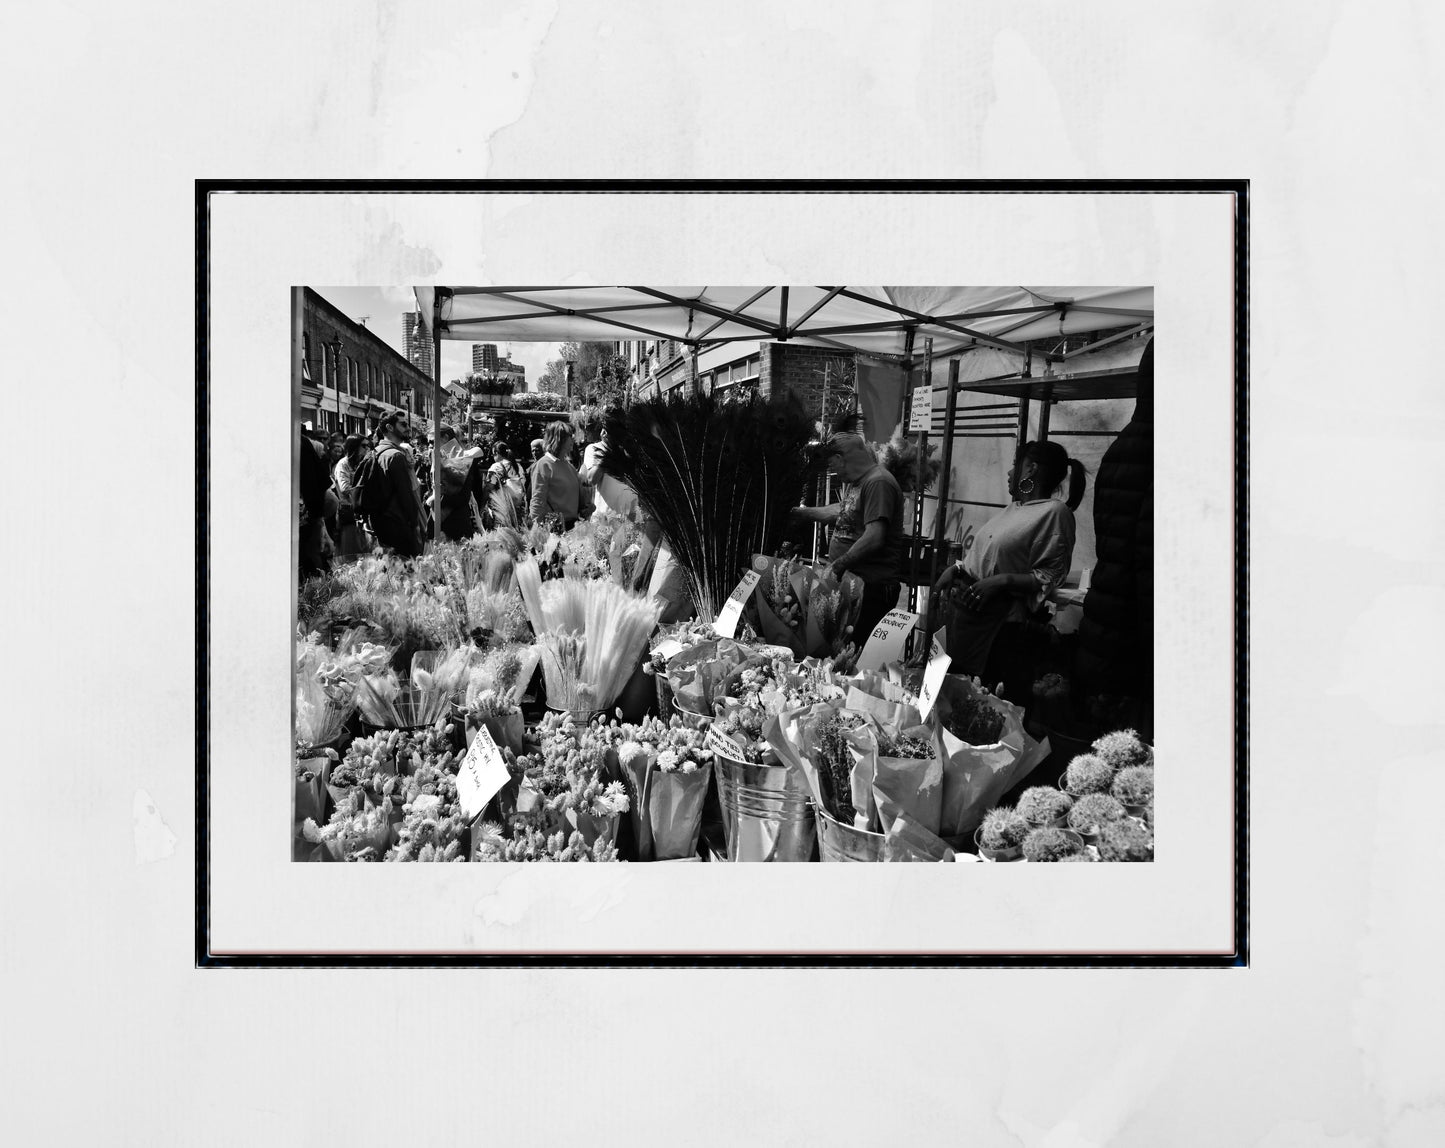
[961,575,1003,612]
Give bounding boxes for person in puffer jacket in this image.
[1076,336,1153,739]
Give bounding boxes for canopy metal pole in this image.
[928,358,960,591]
[432,307,443,547]
[909,336,932,612]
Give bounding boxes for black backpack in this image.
[354,446,397,518]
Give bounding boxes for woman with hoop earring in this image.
[932,440,1086,705]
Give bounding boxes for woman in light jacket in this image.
[933,440,1086,705]
[527,420,581,529]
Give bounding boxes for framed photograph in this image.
[199,181,1245,965]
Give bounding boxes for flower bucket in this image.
[973,826,1024,862]
[816,805,885,863]
[672,698,712,731]
[711,745,816,862]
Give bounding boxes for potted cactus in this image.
[1065,792,1128,847]
[1016,785,1073,829]
[1097,818,1154,862]
[1092,728,1153,771]
[1058,852,1096,863]
[1021,826,1086,862]
[1110,765,1154,817]
[1060,752,1115,798]
[975,807,1030,862]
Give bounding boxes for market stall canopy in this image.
[413,286,1152,360]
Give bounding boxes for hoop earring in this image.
[1018,477,1034,495]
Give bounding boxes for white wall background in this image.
[3,2,1442,1146]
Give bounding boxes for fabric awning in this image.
[413,285,1152,361]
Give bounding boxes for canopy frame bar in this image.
[1061,321,1154,359]
[627,286,782,339]
[695,286,774,341]
[828,288,1029,357]
[785,285,846,335]
[472,290,682,343]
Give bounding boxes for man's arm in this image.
[789,503,841,525]
[578,443,605,485]
[827,519,886,576]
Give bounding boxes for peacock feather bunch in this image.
[600,388,820,622]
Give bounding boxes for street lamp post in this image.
[330,336,343,433]
[564,359,575,404]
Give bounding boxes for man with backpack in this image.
[356,410,425,558]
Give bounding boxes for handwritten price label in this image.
[711,569,761,639]
[704,725,747,759]
[457,724,511,819]
[916,649,952,720]
[908,383,933,432]
[856,608,918,672]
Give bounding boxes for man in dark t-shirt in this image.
[790,432,905,641]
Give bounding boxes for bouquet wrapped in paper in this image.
[521,712,631,848]
[302,800,395,862]
[644,620,721,716]
[294,745,337,830]
[462,644,540,753]
[601,716,715,861]
[932,674,1050,842]
[748,555,864,660]
[664,637,766,719]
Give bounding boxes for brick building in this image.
[629,337,854,427]
[301,289,434,435]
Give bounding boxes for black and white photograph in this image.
[290,285,1159,870]
[13,1,1442,1144]
[200,185,1241,963]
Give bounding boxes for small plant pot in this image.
[1068,822,1103,849]
[1121,799,1150,820]
[973,827,1024,862]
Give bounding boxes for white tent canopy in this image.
[413,285,1152,360]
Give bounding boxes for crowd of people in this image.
[298,337,1152,737]
[298,412,556,578]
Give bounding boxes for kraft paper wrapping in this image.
[647,767,710,860]
[934,676,1050,840]
[882,813,958,862]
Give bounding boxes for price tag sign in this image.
[855,608,918,672]
[711,569,761,639]
[916,649,952,720]
[705,725,747,759]
[907,384,933,432]
[457,724,511,819]
[931,627,947,660]
[650,637,685,662]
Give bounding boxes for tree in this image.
[539,341,633,405]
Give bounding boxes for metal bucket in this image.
[711,749,816,862]
[816,806,884,862]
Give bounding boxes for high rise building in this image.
[402,311,434,376]
[472,343,500,372]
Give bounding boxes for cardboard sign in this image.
[457,724,511,819]
[931,627,947,660]
[856,608,918,672]
[651,638,686,662]
[916,649,952,720]
[907,384,933,432]
[704,725,747,759]
[711,569,762,639]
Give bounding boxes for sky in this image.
[311,286,561,390]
